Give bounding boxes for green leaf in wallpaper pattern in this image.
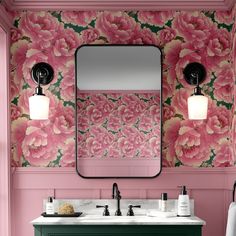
[51,11,61,21]
[13,18,20,28]
[49,150,62,167]
[174,36,185,41]
[21,36,31,42]
[216,101,233,110]
[141,23,163,33]
[204,11,215,20]
[22,158,31,167]
[165,97,172,105]
[11,97,19,105]
[89,19,96,28]
[175,114,184,120]
[22,83,30,90]
[200,150,215,167]
[64,23,86,33]
[165,20,172,27]
[128,11,138,22]
[175,161,182,167]
[64,101,75,108]
[176,83,184,90]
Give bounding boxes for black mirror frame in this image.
[75,44,163,179]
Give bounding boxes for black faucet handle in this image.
[127,205,141,216]
[96,205,110,216]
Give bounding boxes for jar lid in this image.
[161,193,168,200]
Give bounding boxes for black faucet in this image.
[112,183,122,216]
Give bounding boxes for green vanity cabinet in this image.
[34,224,203,236]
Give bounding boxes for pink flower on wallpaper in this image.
[19,11,62,42]
[118,137,136,158]
[108,147,120,158]
[11,28,22,43]
[11,39,29,87]
[158,27,176,46]
[60,138,75,167]
[138,11,173,26]
[163,105,175,120]
[150,104,160,123]
[87,105,104,125]
[11,118,28,166]
[107,115,121,132]
[96,11,139,43]
[60,60,75,101]
[11,104,22,121]
[175,123,210,166]
[172,11,215,42]
[204,28,231,68]
[17,88,32,114]
[86,137,104,157]
[206,104,230,139]
[78,115,89,132]
[22,121,58,166]
[121,126,145,149]
[171,88,189,119]
[215,11,233,25]
[214,63,234,103]
[139,116,152,132]
[50,103,75,142]
[162,73,175,100]
[139,143,152,158]
[97,100,114,117]
[90,127,114,148]
[150,137,161,157]
[129,28,158,45]
[163,117,182,162]
[10,73,20,101]
[81,28,100,44]
[213,140,234,167]
[118,105,137,124]
[122,94,146,115]
[61,11,96,26]
[53,28,81,58]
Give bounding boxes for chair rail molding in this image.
[3,0,236,10]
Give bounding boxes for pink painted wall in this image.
[10,10,235,168]
[11,167,236,236]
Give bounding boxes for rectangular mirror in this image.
[76,45,162,178]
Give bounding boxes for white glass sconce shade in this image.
[29,95,50,120]
[188,95,208,120]
[29,62,54,120]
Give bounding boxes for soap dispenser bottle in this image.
[177,186,190,217]
[46,197,55,215]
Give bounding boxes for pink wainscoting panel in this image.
[11,167,236,236]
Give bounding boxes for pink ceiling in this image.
[3,0,236,10]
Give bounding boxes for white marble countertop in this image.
[32,215,205,226]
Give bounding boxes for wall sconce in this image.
[29,62,54,120]
[183,62,208,120]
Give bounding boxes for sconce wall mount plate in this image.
[31,62,54,85]
[183,62,206,86]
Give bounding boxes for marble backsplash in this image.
[43,199,194,216]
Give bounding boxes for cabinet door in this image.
[39,225,202,236]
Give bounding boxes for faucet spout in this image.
[112,183,122,216]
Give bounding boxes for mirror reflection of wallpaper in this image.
[77,91,160,159]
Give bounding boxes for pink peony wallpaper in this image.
[10,10,235,167]
[77,92,160,159]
